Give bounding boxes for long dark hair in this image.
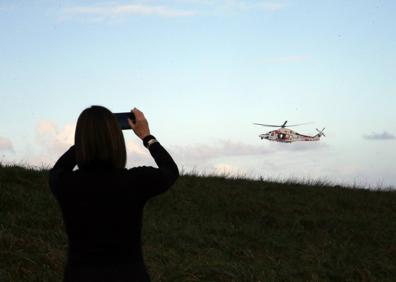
[75,105,126,169]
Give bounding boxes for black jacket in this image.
[49,141,179,282]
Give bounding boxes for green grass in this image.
[0,164,395,281]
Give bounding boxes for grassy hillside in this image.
[0,164,395,282]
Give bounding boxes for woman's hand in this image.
[128,107,151,140]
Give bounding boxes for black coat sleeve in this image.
[48,145,77,198]
[130,142,179,199]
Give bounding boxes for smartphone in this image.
[114,112,136,130]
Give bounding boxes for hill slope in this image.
[0,165,395,281]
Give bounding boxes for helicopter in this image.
[254,121,325,143]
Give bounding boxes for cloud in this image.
[36,120,75,155]
[0,136,14,153]
[37,120,57,136]
[0,121,74,168]
[170,140,270,161]
[63,3,197,19]
[269,141,329,152]
[24,120,328,171]
[213,163,248,177]
[32,120,153,167]
[363,131,396,141]
[175,141,330,181]
[125,139,153,166]
[0,4,14,12]
[169,139,329,165]
[61,1,285,21]
[18,120,75,167]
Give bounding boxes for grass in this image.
[0,164,395,281]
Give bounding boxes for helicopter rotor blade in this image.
[254,121,314,128]
[253,123,284,127]
[286,122,314,127]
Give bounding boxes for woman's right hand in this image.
[128,108,151,140]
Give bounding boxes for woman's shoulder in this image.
[126,166,157,176]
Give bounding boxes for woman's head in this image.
[75,105,126,169]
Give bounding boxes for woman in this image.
[49,106,179,282]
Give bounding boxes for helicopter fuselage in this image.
[259,128,321,143]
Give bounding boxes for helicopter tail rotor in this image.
[316,128,326,137]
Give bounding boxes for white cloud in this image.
[61,1,285,21]
[33,120,153,168]
[363,131,396,141]
[169,139,330,180]
[170,139,328,164]
[0,136,14,152]
[125,139,153,167]
[268,141,329,152]
[170,140,270,161]
[36,120,75,155]
[37,120,57,136]
[0,4,14,12]
[22,120,76,167]
[213,163,247,177]
[64,3,197,19]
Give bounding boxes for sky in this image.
[0,0,395,188]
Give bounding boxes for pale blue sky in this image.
[1,0,395,188]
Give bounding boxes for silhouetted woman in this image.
[49,106,179,282]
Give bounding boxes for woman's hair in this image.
[75,105,126,169]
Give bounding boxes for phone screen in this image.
[114,112,135,130]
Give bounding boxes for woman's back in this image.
[49,106,179,282]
